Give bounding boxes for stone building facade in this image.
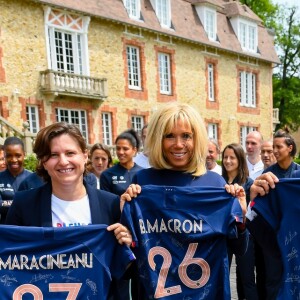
[0,0,280,152]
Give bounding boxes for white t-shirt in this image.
[134,152,151,169]
[246,158,264,180]
[210,163,222,176]
[51,194,92,227]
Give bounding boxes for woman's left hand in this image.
[107,223,132,246]
[225,183,247,217]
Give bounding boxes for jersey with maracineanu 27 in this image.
[0,224,135,300]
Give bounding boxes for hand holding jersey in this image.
[121,183,247,219]
[6,122,134,300]
[250,171,279,201]
[107,222,132,246]
[121,185,246,299]
[119,103,248,299]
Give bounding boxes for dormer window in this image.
[124,0,141,20]
[195,5,217,42]
[239,20,257,52]
[205,8,217,41]
[230,17,258,53]
[151,0,171,28]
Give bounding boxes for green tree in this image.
[273,6,300,130]
[24,154,38,172]
[239,0,279,29]
[241,1,300,131]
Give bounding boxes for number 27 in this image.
[13,283,82,300]
[148,243,210,298]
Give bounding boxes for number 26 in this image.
[148,243,210,298]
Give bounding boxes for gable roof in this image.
[32,0,280,64]
[223,1,262,22]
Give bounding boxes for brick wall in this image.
[0,0,275,149]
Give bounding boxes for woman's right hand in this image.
[120,184,142,211]
[250,172,279,201]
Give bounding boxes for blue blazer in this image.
[6,181,120,227]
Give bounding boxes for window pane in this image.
[127,46,141,89]
[205,10,215,40]
[102,112,113,146]
[158,53,171,94]
[208,123,217,140]
[56,108,88,140]
[208,64,214,101]
[131,116,144,133]
[239,71,256,107]
[26,105,39,134]
[156,0,170,27]
[125,0,140,19]
[53,29,81,74]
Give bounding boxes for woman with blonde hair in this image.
[121,103,248,299]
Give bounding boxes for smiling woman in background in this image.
[100,129,143,196]
[221,143,258,300]
[0,137,32,223]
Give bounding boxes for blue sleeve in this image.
[85,173,97,189]
[243,177,253,205]
[5,192,23,225]
[291,170,300,178]
[121,202,139,247]
[100,170,112,193]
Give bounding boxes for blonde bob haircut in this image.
[145,103,207,176]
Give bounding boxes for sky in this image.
[272,0,299,6]
[272,0,300,13]
[269,0,299,72]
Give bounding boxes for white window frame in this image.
[26,105,40,134]
[124,0,141,20]
[208,63,215,101]
[102,112,113,146]
[238,20,257,53]
[194,5,217,42]
[248,25,256,52]
[208,123,218,140]
[158,52,171,94]
[126,46,141,90]
[151,0,171,28]
[131,116,144,134]
[240,126,257,150]
[205,8,216,41]
[44,7,90,75]
[56,108,88,141]
[240,71,256,107]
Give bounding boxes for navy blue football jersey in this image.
[121,185,243,299]
[251,178,300,300]
[0,225,135,299]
